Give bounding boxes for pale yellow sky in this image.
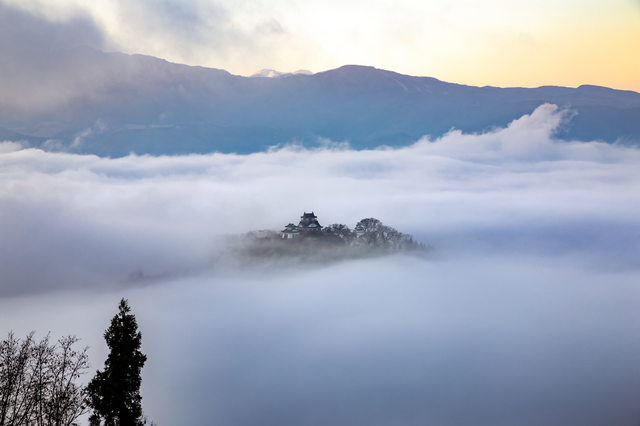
[7,0,640,91]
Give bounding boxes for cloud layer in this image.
[2,105,640,424]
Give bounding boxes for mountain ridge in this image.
[1,48,639,156]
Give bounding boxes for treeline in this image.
[322,218,427,252]
[0,299,153,426]
[231,218,431,263]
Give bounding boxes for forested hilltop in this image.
[228,217,431,264]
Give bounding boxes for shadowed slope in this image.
[2,48,640,156]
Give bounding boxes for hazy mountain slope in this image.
[1,48,639,156]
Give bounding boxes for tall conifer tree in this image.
[87,299,148,426]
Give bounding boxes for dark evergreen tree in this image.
[87,299,148,426]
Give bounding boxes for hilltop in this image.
[227,214,431,265]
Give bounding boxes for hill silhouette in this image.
[227,217,431,265]
[2,48,640,156]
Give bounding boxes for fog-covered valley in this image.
[2,105,640,425]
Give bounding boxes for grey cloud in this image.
[0,1,227,118]
[120,0,237,51]
[94,0,285,69]
[159,262,640,426]
[0,2,104,53]
[0,1,106,112]
[2,258,640,425]
[254,19,285,36]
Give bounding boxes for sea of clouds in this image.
[2,104,640,425]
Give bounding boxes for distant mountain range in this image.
[1,47,639,157]
[250,69,314,78]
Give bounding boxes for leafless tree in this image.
[0,332,90,426]
[322,224,356,245]
[353,218,425,252]
[354,218,383,246]
[378,225,404,250]
[1,331,35,426]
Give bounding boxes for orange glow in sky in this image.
[6,0,640,91]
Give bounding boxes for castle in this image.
[281,212,323,238]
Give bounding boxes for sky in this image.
[1,0,640,90]
[2,106,640,424]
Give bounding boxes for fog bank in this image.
[1,105,640,424]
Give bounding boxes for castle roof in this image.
[281,223,300,234]
[298,211,323,229]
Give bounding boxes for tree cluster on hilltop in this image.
[231,217,431,263]
[324,218,426,252]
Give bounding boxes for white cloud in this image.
[0,104,639,295]
[1,105,640,424]
[0,141,24,153]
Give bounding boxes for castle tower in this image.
[297,211,323,231]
